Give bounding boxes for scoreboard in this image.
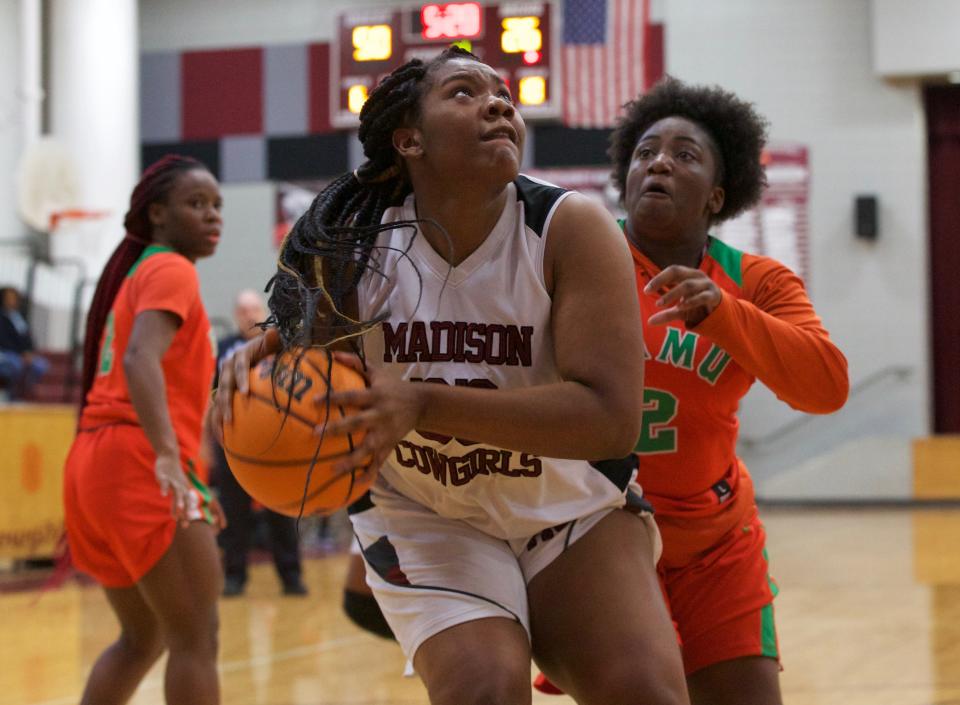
[332,1,559,128]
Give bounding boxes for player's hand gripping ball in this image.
[222,347,371,516]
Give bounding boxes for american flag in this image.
[561,0,650,128]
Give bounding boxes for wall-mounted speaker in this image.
[855,195,879,240]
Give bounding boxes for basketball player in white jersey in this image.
[216,47,688,705]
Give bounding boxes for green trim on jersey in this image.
[762,547,780,597]
[97,311,117,376]
[618,220,744,289]
[760,603,779,659]
[127,244,175,278]
[707,237,743,287]
[759,546,780,658]
[186,461,216,525]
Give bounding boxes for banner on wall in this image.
[713,145,811,284]
[528,147,811,284]
[527,167,624,217]
[0,406,76,559]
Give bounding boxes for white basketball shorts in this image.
[348,478,661,660]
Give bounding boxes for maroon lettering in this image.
[449,454,473,486]
[519,453,542,477]
[381,320,534,366]
[407,322,430,361]
[424,447,448,485]
[485,324,508,365]
[382,322,410,362]
[394,442,417,468]
[464,323,485,363]
[430,322,455,362]
[389,441,543,486]
[507,326,533,367]
[453,321,468,362]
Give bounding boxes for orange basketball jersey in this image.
[81,245,216,467]
[629,233,848,542]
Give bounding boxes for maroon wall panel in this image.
[308,43,332,134]
[182,48,264,139]
[925,84,960,433]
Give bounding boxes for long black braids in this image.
[264,47,475,523]
[267,46,476,353]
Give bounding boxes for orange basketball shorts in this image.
[63,423,214,588]
[658,508,780,676]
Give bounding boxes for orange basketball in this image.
[222,347,371,517]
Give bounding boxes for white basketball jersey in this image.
[358,176,635,540]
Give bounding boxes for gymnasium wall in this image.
[872,0,960,76]
[0,1,944,502]
[136,0,637,319]
[0,2,24,258]
[665,0,929,499]
[136,0,936,500]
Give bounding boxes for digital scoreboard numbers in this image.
[332,1,559,128]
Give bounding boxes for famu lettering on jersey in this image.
[627,232,849,505]
[653,327,733,385]
[382,321,533,366]
[394,440,543,486]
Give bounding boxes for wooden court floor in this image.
[3,506,959,705]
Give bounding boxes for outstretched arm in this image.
[694,256,849,413]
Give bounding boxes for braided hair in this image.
[268,45,477,353]
[80,155,207,409]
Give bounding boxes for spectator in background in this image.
[212,289,307,597]
[0,286,49,400]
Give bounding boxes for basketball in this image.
[222,347,371,517]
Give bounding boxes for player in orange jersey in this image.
[536,79,849,704]
[63,155,226,705]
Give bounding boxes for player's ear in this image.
[148,202,168,229]
[393,127,423,159]
[707,186,725,216]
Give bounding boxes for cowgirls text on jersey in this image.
[381,318,543,486]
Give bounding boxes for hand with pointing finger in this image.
[644,265,722,328]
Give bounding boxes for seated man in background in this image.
[0,286,49,401]
[211,289,308,597]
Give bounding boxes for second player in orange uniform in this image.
[537,79,849,704]
[619,79,848,705]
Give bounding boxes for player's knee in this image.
[428,665,530,705]
[342,589,395,640]
[164,609,219,656]
[118,627,164,664]
[579,660,688,705]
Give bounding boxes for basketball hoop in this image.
[46,208,112,267]
[48,209,109,232]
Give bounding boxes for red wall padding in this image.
[308,43,332,134]
[182,48,264,139]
